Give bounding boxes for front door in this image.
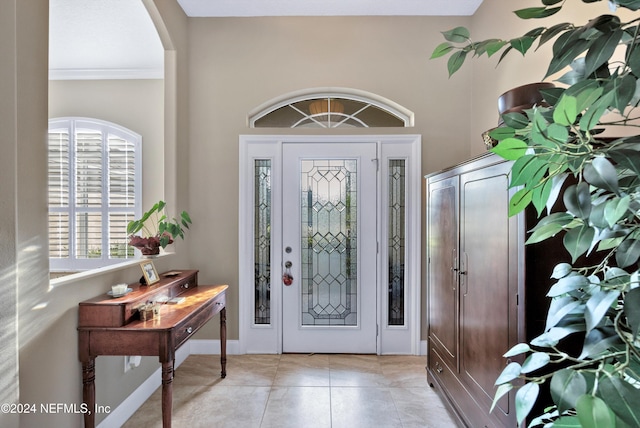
[281,142,378,353]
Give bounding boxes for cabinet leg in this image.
[220,307,227,378]
[161,360,174,428]
[82,358,96,428]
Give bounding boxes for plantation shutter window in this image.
[48,118,142,272]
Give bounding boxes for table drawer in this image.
[173,293,225,348]
[168,275,197,297]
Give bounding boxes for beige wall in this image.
[5,1,626,427]
[186,15,475,341]
[469,0,637,153]
[10,1,191,427]
[49,79,166,210]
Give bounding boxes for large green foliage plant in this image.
[432,1,640,426]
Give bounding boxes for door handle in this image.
[283,261,293,286]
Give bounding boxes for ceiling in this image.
[49,0,483,80]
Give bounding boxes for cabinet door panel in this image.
[460,162,517,422]
[427,176,459,364]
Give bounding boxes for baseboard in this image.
[420,339,428,356]
[97,340,238,428]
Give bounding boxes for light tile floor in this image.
[123,354,458,428]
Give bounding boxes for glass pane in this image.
[49,212,69,258]
[253,96,407,128]
[388,160,405,326]
[48,129,70,207]
[300,159,358,326]
[108,134,136,207]
[76,212,102,259]
[76,129,103,207]
[254,160,271,324]
[109,213,135,259]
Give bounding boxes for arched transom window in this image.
[249,89,414,128]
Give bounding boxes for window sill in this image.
[50,253,173,288]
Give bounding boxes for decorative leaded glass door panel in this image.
[282,143,377,353]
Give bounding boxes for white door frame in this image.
[238,134,421,355]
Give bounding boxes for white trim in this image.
[177,0,483,17]
[239,134,421,355]
[248,87,415,127]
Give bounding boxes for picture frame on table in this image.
[140,260,160,285]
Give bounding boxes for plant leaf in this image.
[584,29,623,76]
[604,195,630,228]
[553,94,578,125]
[613,74,637,113]
[616,239,640,268]
[510,36,535,55]
[442,26,470,43]
[597,376,640,426]
[563,182,592,219]
[546,297,582,330]
[539,22,573,47]
[447,50,467,77]
[585,289,620,333]
[509,188,533,216]
[624,287,640,339]
[521,352,551,373]
[490,383,514,413]
[430,42,454,59]
[584,156,619,194]
[579,91,615,130]
[504,343,531,358]
[609,148,640,177]
[495,362,522,385]
[514,6,562,19]
[546,38,590,78]
[576,394,616,428]
[516,382,540,426]
[579,326,621,359]
[550,369,588,413]
[548,273,589,297]
[564,225,596,262]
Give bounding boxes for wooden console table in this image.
[77,270,227,428]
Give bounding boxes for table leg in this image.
[82,358,96,428]
[220,307,227,378]
[161,360,174,428]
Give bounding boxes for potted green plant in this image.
[127,200,192,256]
[432,1,640,426]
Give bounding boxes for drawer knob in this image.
[435,363,443,373]
[183,283,189,289]
[186,327,193,334]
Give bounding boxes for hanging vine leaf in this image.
[563,183,592,219]
[624,287,640,339]
[576,394,617,428]
[585,289,621,333]
[597,376,640,426]
[442,26,470,42]
[447,50,468,77]
[616,239,640,268]
[550,369,588,413]
[563,224,596,262]
[584,157,619,194]
[516,382,540,426]
[583,29,623,77]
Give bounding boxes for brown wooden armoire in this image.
[426,153,560,427]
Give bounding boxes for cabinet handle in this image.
[186,327,193,334]
[216,302,223,306]
[182,283,189,289]
[436,366,443,374]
